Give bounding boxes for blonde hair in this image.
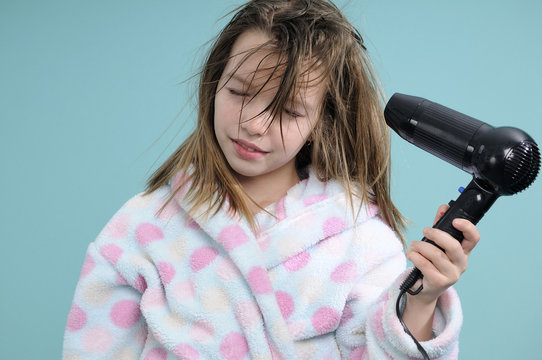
[146,0,406,243]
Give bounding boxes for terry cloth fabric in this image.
[63,167,462,359]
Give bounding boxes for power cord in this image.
[395,267,430,360]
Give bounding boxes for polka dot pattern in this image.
[283,251,310,272]
[220,332,249,360]
[79,254,94,278]
[110,300,141,328]
[247,267,273,294]
[63,171,463,359]
[104,214,130,239]
[144,348,167,360]
[331,261,358,283]
[275,291,294,319]
[323,217,346,238]
[190,320,214,342]
[157,262,176,286]
[173,344,199,360]
[136,223,164,246]
[66,304,86,331]
[311,307,340,334]
[190,246,219,272]
[100,244,123,265]
[217,225,248,251]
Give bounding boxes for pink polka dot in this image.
[99,244,123,265]
[173,344,199,360]
[311,307,340,334]
[134,275,148,293]
[371,307,386,341]
[348,346,367,360]
[190,320,215,342]
[247,267,273,294]
[136,223,164,246]
[173,280,195,301]
[303,194,327,206]
[220,332,249,360]
[66,304,87,331]
[331,261,358,283]
[79,254,95,278]
[157,262,176,286]
[104,213,130,238]
[144,348,167,360]
[82,327,113,353]
[235,300,262,329]
[110,300,141,328]
[323,217,346,238]
[217,225,248,251]
[275,291,294,319]
[283,251,310,272]
[190,246,219,272]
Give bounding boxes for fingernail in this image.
[440,211,445,216]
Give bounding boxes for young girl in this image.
[63,1,480,359]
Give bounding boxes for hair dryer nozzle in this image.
[384,93,541,195]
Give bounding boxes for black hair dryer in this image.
[384,93,541,291]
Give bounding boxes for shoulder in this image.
[95,185,177,245]
[350,213,405,264]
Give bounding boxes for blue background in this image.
[1,0,540,358]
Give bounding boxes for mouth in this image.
[231,139,268,160]
[232,139,267,153]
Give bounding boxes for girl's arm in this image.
[404,205,481,341]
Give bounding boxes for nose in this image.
[240,107,271,136]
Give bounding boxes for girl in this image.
[63,1,479,359]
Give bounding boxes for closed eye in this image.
[284,108,302,119]
[228,88,249,97]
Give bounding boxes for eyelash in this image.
[228,88,302,118]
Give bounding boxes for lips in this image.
[231,139,268,160]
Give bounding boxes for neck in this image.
[236,167,300,213]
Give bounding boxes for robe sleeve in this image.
[335,217,462,359]
[62,240,148,359]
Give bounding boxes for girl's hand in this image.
[405,204,481,304]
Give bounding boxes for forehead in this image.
[223,29,326,103]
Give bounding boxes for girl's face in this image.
[214,29,324,186]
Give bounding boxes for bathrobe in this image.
[63,167,462,359]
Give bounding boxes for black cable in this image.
[395,267,430,360]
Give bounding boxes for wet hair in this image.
[146,0,406,242]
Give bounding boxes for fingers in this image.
[421,227,466,266]
[451,218,480,254]
[433,204,450,225]
[409,238,460,278]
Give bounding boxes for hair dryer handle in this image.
[401,178,499,292]
[424,178,499,247]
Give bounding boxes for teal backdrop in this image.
[1,0,541,358]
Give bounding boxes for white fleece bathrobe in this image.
[63,167,462,359]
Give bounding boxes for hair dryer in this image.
[384,93,541,291]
